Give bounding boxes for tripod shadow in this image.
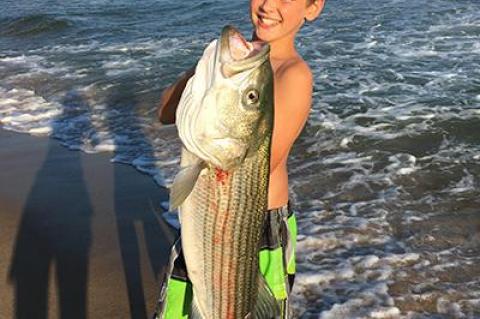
[8,91,94,319]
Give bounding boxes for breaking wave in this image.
[0,14,71,37]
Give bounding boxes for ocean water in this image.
[1,0,479,318]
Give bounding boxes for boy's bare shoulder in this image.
[275,56,313,85]
[274,56,313,113]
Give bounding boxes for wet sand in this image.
[0,129,177,319]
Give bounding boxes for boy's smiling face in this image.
[250,0,324,43]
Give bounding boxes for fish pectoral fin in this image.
[253,273,281,319]
[169,159,205,210]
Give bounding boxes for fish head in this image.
[176,25,274,171]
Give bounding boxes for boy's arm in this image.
[157,66,196,124]
[270,61,313,172]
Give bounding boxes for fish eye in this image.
[243,88,260,108]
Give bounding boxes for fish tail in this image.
[252,273,281,319]
[190,296,203,319]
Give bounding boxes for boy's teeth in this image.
[260,17,278,26]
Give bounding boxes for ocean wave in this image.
[1,0,480,317]
[0,14,72,37]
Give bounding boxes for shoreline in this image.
[0,129,176,318]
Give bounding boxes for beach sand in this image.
[0,129,177,319]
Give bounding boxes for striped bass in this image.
[170,25,278,318]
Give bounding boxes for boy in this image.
[156,0,325,317]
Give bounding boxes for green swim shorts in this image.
[153,202,297,319]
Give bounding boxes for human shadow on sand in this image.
[8,91,94,319]
[9,87,174,319]
[103,85,173,319]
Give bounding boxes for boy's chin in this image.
[253,28,277,43]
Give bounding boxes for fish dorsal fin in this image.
[169,156,205,210]
[252,274,281,318]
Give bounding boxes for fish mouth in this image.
[219,25,270,77]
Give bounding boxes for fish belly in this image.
[180,151,269,319]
